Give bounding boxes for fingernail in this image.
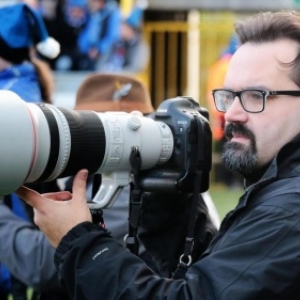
[82,169,88,179]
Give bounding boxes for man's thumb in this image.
[72,169,89,202]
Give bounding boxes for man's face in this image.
[222,39,300,176]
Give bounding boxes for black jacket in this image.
[55,135,300,299]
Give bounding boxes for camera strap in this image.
[173,116,206,279]
[90,175,105,226]
[125,146,142,256]
[173,172,203,279]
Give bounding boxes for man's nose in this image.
[225,97,248,123]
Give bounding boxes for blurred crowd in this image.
[21,0,149,73]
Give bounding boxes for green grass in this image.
[8,288,33,300]
[209,184,244,221]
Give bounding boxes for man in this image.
[16,10,300,299]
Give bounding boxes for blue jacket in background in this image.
[78,1,121,57]
[0,62,42,102]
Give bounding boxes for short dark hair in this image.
[235,11,300,87]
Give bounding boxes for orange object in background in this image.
[206,35,239,141]
[206,53,232,141]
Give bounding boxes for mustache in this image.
[224,123,255,141]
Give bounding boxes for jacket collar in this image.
[229,133,300,213]
[244,133,300,189]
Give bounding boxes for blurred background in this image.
[3,0,300,220]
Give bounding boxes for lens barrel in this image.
[0,91,174,196]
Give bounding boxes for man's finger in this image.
[72,169,89,203]
[15,186,41,208]
[43,191,72,201]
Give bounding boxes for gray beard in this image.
[221,141,258,176]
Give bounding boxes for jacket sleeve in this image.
[54,191,218,300]
[54,193,300,300]
[191,196,300,300]
[0,202,59,292]
[55,222,209,300]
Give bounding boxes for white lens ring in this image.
[25,103,51,182]
[46,105,71,181]
[156,121,174,165]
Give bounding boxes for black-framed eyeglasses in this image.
[212,89,300,113]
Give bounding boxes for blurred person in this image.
[98,0,150,73]
[16,10,300,299]
[63,0,88,27]
[77,0,122,71]
[0,3,59,101]
[0,192,68,300]
[0,3,67,300]
[38,0,62,70]
[39,0,88,70]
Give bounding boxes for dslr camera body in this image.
[138,96,211,193]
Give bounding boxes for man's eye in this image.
[220,93,231,100]
[248,92,263,100]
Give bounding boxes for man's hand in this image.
[15,169,92,248]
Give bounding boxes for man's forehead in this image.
[224,39,298,89]
[234,39,297,64]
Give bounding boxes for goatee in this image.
[222,123,258,175]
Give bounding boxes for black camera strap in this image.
[173,116,206,279]
[125,146,143,256]
[90,175,105,226]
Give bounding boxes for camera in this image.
[0,90,211,208]
[138,95,212,194]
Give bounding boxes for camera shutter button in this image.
[127,116,141,131]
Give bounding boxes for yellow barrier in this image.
[142,11,237,109]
